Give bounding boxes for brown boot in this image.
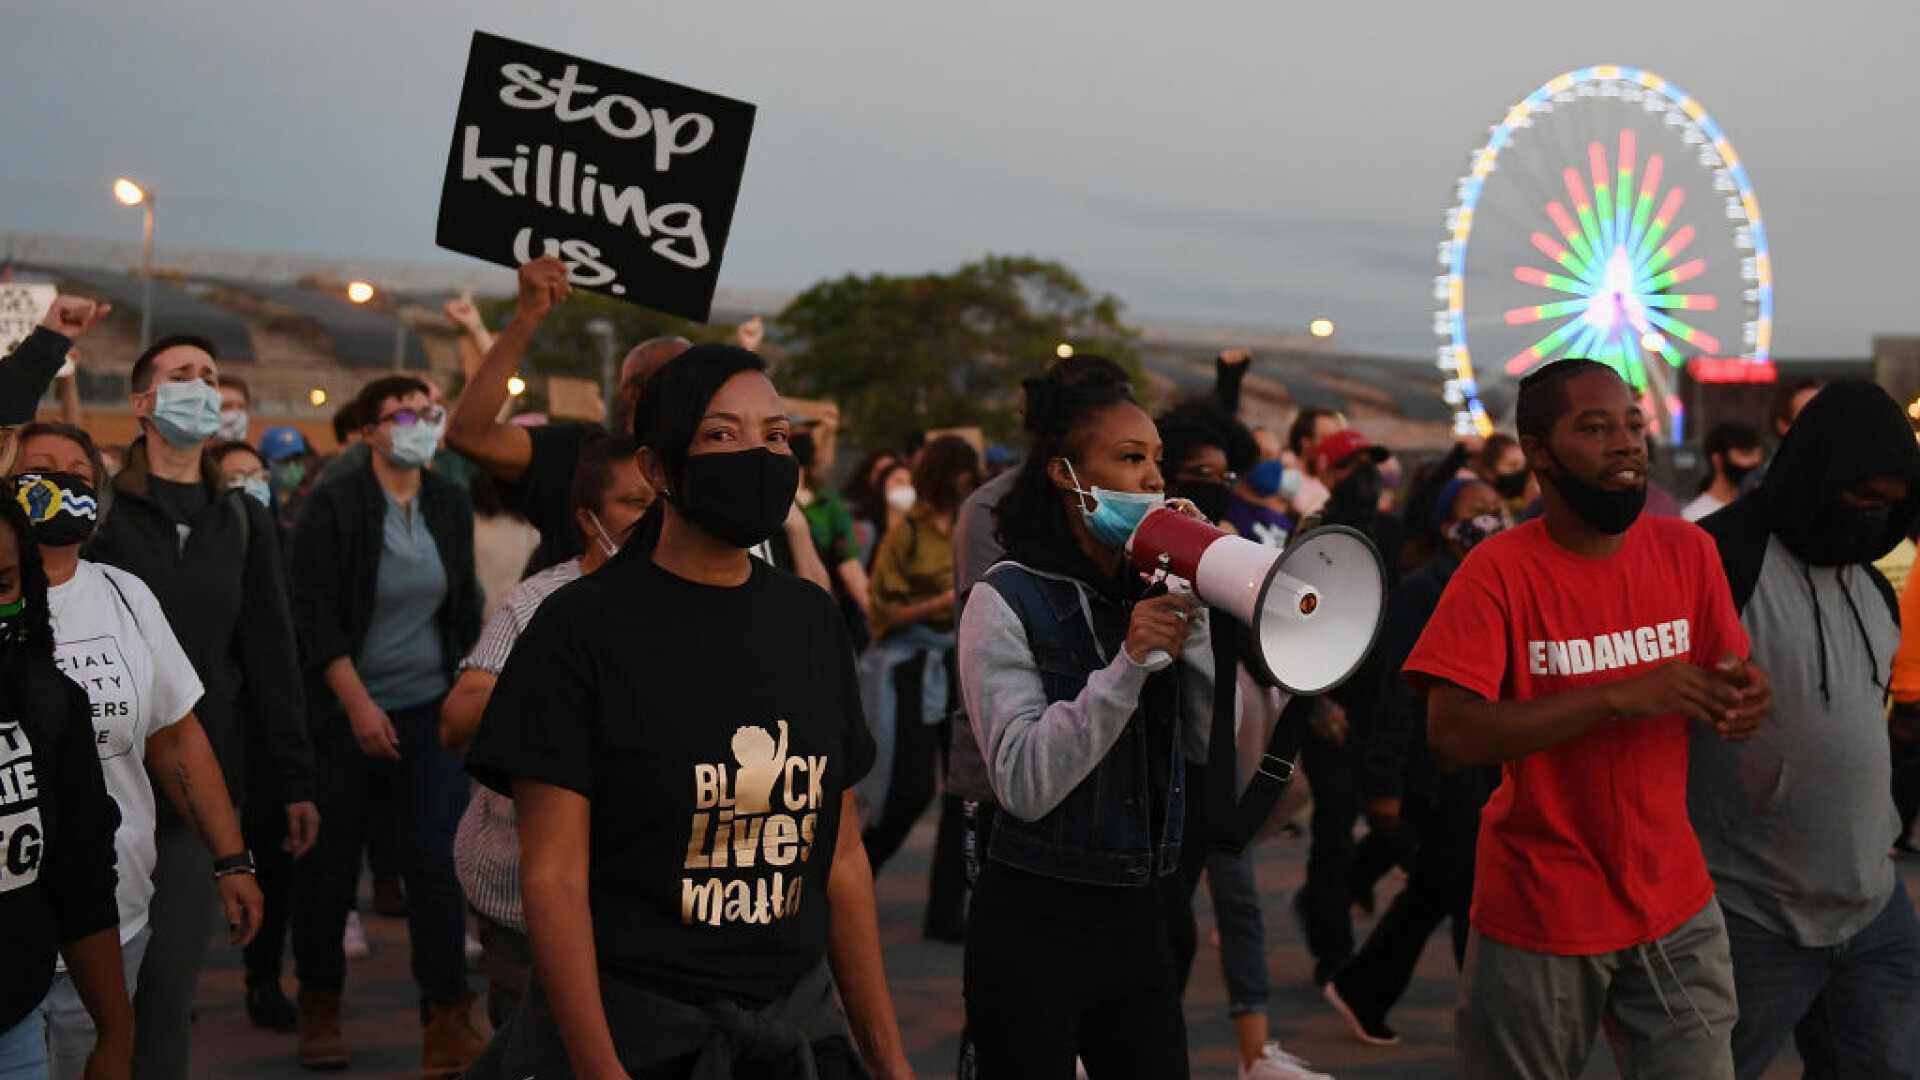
[296,985,350,1071]
[421,992,488,1080]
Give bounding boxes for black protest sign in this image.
[437,32,755,322]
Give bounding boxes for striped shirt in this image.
[452,559,583,930]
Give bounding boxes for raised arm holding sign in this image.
[437,32,756,322]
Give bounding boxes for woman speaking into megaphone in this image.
[956,356,1220,1080]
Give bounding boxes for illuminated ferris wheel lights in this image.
[1641,332,1667,353]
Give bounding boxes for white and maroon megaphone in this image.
[1126,508,1386,695]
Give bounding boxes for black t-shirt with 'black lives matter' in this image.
[467,549,874,1008]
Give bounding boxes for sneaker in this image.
[1240,1040,1334,1080]
[464,931,483,964]
[342,911,370,961]
[1323,980,1400,1046]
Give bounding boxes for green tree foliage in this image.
[775,255,1139,449]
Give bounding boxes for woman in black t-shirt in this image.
[0,495,129,1078]
[465,345,912,1080]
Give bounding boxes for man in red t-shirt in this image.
[1404,359,1771,1080]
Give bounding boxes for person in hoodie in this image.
[83,334,317,1079]
[1692,380,1920,1080]
[957,358,1219,1079]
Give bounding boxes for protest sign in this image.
[437,31,756,322]
[0,284,56,356]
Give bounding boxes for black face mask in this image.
[1544,453,1645,535]
[13,472,99,547]
[1166,480,1232,525]
[1330,463,1381,512]
[1800,500,1895,567]
[1721,461,1757,488]
[672,448,800,550]
[1493,470,1531,499]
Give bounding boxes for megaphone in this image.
[1126,508,1386,696]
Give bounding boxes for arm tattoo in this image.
[172,762,213,848]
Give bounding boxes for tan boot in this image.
[422,992,488,1080]
[296,985,350,1071]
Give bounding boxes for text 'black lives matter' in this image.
[437,31,757,322]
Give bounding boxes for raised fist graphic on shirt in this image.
[730,719,790,816]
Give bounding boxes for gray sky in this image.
[5,1,1915,360]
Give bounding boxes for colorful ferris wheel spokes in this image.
[1434,65,1773,437]
[1504,130,1721,386]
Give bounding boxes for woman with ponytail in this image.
[957,355,1220,1079]
[464,344,912,1080]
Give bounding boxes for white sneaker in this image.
[1240,1040,1334,1080]
[465,931,483,963]
[342,911,370,961]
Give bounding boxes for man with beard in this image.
[1692,381,1920,1080]
[1404,359,1771,1079]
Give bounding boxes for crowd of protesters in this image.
[1,265,1917,1080]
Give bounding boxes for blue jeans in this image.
[0,1013,48,1080]
[292,699,471,1003]
[34,924,150,1080]
[1724,877,1920,1080]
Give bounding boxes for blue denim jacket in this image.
[979,563,1187,886]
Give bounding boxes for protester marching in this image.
[4,25,1920,1080]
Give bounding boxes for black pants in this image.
[241,781,296,985]
[1331,768,1491,1018]
[862,652,952,874]
[965,864,1190,1080]
[1298,726,1363,975]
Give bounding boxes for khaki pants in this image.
[1456,900,1738,1080]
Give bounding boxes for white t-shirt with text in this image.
[47,560,204,941]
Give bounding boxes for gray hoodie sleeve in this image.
[958,581,1219,821]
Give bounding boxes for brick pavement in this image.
[192,819,1915,1079]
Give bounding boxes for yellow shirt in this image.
[867,506,955,639]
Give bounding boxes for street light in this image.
[1308,318,1335,339]
[1055,342,1074,359]
[345,280,408,370]
[114,177,155,351]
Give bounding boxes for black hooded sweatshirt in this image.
[1702,379,1920,620]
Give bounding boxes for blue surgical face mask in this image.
[1061,459,1164,549]
[384,419,444,469]
[585,509,621,559]
[149,381,223,448]
[233,474,272,508]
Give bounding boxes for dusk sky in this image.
[5,1,1915,361]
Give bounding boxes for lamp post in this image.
[346,279,408,371]
[114,178,154,351]
[586,318,616,425]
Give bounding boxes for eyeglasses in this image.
[1171,465,1238,487]
[375,406,447,427]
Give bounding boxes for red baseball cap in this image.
[1312,428,1389,476]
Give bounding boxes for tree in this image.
[775,255,1139,450]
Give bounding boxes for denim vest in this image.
[981,562,1187,886]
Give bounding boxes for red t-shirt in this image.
[1404,515,1748,955]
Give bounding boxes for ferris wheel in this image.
[1434,65,1773,439]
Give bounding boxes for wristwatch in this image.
[212,850,257,878]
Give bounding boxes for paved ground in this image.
[194,818,1919,1079]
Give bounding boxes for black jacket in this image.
[88,439,315,806]
[0,648,122,1031]
[0,326,71,425]
[289,459,481,714]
